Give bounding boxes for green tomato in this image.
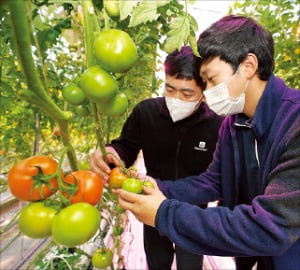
[103,0,119,17]
[79,65,118,103]
[92,248,113,269]
[97,92,128,117]
[18,202,57,238]
[75,104,90,116]
[62,83,88,105]
[93,29,137,73]
[143,180,154,189]
[51,202,100,247]
[121,178,143,194]
[123,88,133,100]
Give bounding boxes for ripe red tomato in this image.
[62,83,88,105]
[51,202,100,247]
[103,0,119,17]
[97,92,128,117]
[108,167,128,189]
[92,248,113,269]
[93,29,137,73]
[121,178,143,194]
[8,156,60,201]
[53,126,60,136]
[63,170,104,205]
[18,202,57,238]
[79,65,118,103]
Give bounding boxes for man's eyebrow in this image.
[180,88,194,92]
[165,82,175,88]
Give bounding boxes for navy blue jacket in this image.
[156,75,300,270]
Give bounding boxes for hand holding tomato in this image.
[89,147,122,182]
[116,178,166,227]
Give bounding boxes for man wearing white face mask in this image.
[89,46,224,270]
[116,15,300,270]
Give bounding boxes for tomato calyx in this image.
[31,166,58,198]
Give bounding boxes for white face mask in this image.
[165,96,200,122]
[203,69,250,116]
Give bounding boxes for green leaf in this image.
[163,15,190,53]
[129,1,160,27]
[188,35,200,57]
[119,0,140,21]
[188,14,198,32]
[156,0,171,8]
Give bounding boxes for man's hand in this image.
[115,179,167,227]
[89,146,122,184]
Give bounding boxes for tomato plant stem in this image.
[7,0,78,171]
[81,0,107,159]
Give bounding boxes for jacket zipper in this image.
[175,139,182,179]
[255,139,260,167]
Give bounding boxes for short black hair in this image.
[197,15,274,80]
[164,46,203,88]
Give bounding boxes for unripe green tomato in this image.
[97,92,128,117]
[103,0,119,17]
[79,66,118,103]
[123,88,133,100]
[62,83,88,105]
[143,180,154,189]
[93,29,137,73]
[19,202,57,238]
[75,104,90,116]
[51,202,100,247]
[92,248,113,269]
[121,178,143,194]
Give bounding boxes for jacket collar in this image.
[234,74,286,140]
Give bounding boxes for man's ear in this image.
[242,53,258,79]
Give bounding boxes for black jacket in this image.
[111,97,224,180]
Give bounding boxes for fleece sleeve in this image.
[109,105,142,168]
[155,133,300,257]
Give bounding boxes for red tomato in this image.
[8,156,60,201]
[63,170,104,205]
[53,126,60,136]
[108,167,128,189]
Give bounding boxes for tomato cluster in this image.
[60,29,137,118]
[108,167,154,194]
[7,156,103,247]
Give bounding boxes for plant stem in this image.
[81,0,107,159]
[7,0,78,171]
